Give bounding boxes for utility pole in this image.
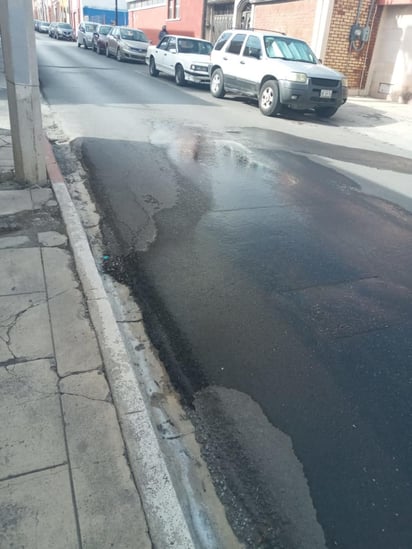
[0,0,46,184]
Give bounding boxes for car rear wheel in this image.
[149,57,159,77]
[175,64,186,86]
[83,39,88,50]
[210,68,225,98]
[77,41,81,48]
[116,48,123,62]
[259,79,281,116]
[315,106,338,118]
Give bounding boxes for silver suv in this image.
[209,29,348,118]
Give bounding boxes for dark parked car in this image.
[52,22,74,41]
[92,24,112,54]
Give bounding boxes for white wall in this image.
[366,5,412,102]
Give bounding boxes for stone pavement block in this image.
[0,190,31,216]
[31,188,54,209]
[0,235,30,249]
[0,360,66,478]
[42,247,102,376]
[38,230,67,247]
[61,371,151,548]
[0,466,79,549]
[0,293,53,363]
[0,248,45,295]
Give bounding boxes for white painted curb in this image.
[46,140,195,549]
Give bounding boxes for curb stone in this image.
[43,135,196,549]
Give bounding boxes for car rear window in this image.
[120,29,148,42]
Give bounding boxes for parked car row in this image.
[78,25,150,63]
[47,20,347,119]
[146,29,347,118]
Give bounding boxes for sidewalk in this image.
[0,52,153,548]
[336,95,412,156]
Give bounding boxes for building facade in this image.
[70,0,128,31]
[127,0,205,44]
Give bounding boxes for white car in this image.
[77,21,98,49]
[209,29,348,118]
[147,35,213,86]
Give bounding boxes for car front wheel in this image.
[116,48,123,62]
[210,68,225,98]
[106,46,110,58]
[259,79,281,116]
[315,106,338,118]
[149,57,159,77]
[175,64,185,86]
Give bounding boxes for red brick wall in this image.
[253,0,318,45]
[324,1,383,88]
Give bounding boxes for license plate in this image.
[320,89,332,98]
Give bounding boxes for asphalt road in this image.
[37,34,412,549]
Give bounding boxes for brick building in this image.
[245,0,412,100]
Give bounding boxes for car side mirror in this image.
[169,48,177,53]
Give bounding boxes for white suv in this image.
[209,29,348,118]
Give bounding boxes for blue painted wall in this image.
[83,7,128,25]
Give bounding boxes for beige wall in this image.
[366,5,412,101]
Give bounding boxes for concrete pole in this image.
[0,0,47,184]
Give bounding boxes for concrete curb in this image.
[43,135,195,549]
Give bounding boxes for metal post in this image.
[115,0,118,25]
[0,0,46,184]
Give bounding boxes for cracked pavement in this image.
[0,55,152,546]
[0,187,151,548]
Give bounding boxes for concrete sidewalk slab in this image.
[0,360,65,479]
[0,190,31,216]
[61,370,151,549]
[0,466,78,549]
[0,293,53,363]
[0,247,45,295]
[42,247,102,377]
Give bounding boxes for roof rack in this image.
[249,27,286,35]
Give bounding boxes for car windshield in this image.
[120,29,148,42]
[85,24,97,32]
[99,25,112,35]
[177,39,213,55]
[58,23,72,29]
[42,22,50,26]
[264,36,317,64]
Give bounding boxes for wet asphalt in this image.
[37,34,412,549]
